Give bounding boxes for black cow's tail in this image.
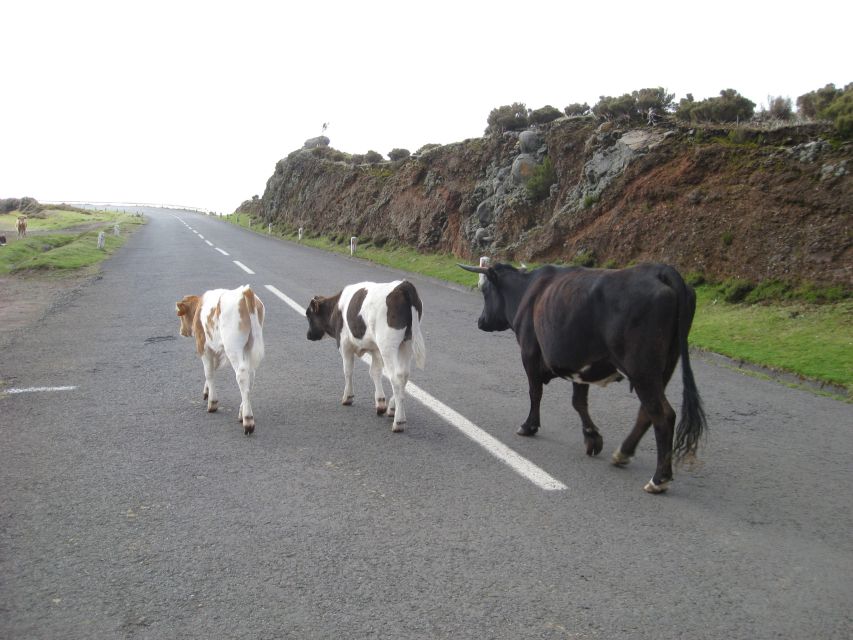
[661,267,708,460]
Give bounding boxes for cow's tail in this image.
[411,305,426,370]
[662,268,707,461]
[243,287,265,368]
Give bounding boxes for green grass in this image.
[221,215,852,395]
[0,209,144,274]
[690,288,852,393]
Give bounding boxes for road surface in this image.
[2,208,850,639]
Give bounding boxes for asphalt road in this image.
[1,208,850,639]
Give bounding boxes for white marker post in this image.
[97,231,105,249]
[113,223,120,236]
[478,256,490,289]
[350,236,357,256]
[298,227,304,242]
[268,223,272,234]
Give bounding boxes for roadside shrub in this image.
[796,83,842,119]
[569,249,596,267]
[818,84,853,139]
[593,93,637,121]
[675,89,756,123]
[525,157,557,201]
[528,105,562,125]
[351,154,366,165]
[684,271,706,287]
[744,280,791,303]
[719,278,754,303]
[721,230,734,246]
[485,103,529,134]
[766,95,793,120]
[388,148,410,162]
[564,102,590,117]
[582,193,599,208]
[364,150,383,164]
[415,143,441,155]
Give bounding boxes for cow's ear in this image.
[176,302,186,316]
[308,297,320,313]
[486,268,498,284]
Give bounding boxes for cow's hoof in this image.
[342,395,354,406]
[643,478,670,494]
[516,424,539,437]
[244,423,255,435]
[203,391,209,400]
[387,406,396,418]
[391,421,405,433]
[585,433,604,456]
[207,400,218,413]
[611,449,631,466]
[376,398,387,415]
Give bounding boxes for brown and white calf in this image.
[176,285,265,434]
[306,280,425,432]
[16,216,27,239]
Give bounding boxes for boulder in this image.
[303,136,330,149]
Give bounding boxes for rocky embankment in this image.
[239,118,851,288]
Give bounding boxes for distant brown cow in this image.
[16,216,27,239]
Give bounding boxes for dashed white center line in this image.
[233,260,255,274]
[263,283,567,492]
[198,234,205,239]
[205,240,214,246]
[216,248,230,256]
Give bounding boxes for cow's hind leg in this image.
[634,384,676,493]
[235,362,256,435]
[571,383,603,456]
[368,351,387,415]
[612,406,652,467]
[383,344,411,432]
[201,350,219,412]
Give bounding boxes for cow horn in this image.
[458,263,488,274]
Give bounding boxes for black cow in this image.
[459,262,706,493]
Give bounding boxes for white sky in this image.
[2,0,850,214]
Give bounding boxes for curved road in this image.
[1,208,850,639]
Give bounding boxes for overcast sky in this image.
[2,0,850,213]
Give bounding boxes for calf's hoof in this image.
[611,449,631,466]
[376,398,387,415]
[342,395,354,406]
[207,400,219,413]
[643,478,671,494]
[516,424,539,437]
[244,423,255,436]
[391,421,405,433]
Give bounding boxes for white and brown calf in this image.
[16,216,27,239]
[176,285,265,434]
[306,280,425,432]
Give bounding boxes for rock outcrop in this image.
[239,118,851,288]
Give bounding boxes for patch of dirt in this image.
[0,270,94,347]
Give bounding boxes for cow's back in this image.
[524,264,680,372]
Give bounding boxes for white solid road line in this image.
[263,283,567,492]
[216,248,229,256]
[233,260,255,274]
[4,386,77,394]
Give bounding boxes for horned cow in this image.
[176,285,265,434]
[460,262,706,493]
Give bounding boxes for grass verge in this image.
[0,210,145,274]
[221,215,852,396]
